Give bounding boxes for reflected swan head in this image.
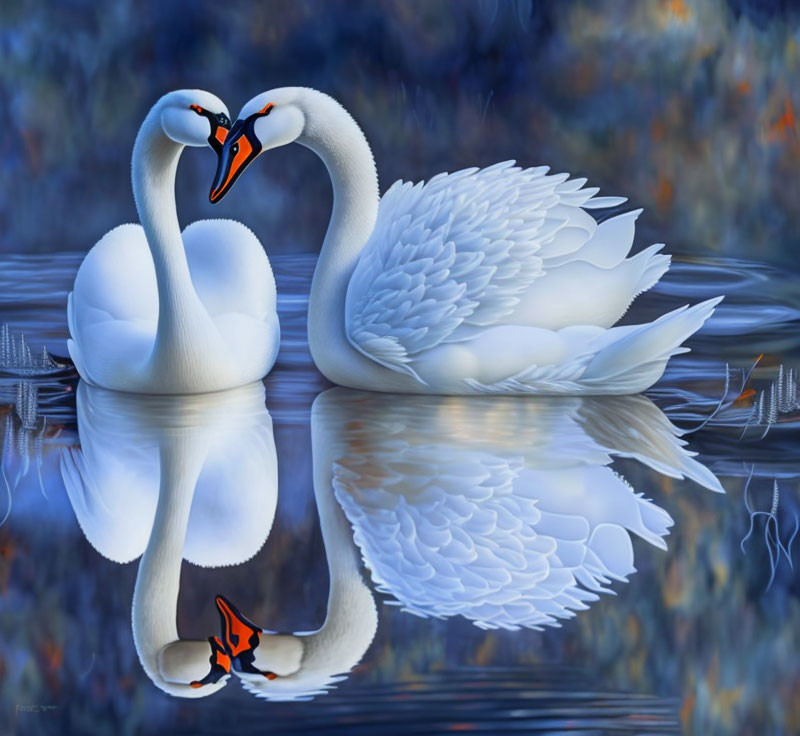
[215,594,304,682]
[62,381,278,698]
[205,432,379,702]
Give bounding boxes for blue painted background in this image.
[1,0,798,265]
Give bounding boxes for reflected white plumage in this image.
[68,90,279,393]
[61,381,278,696]
[312,389,723,631]
[211,87,722,395]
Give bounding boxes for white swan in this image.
[312,388,723,631]
[211,410,377,702]
[61,381,278,696]
[68,90,279,393]
[208,87,721,395]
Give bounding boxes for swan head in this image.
[209,88,305,203]
[158,90,232,152]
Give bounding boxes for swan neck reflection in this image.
[230,421,377,701]
[132,435,214,696]
[64,381,277,697]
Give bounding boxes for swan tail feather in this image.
[581,296,723,393]
[631,497,674,549]
[631,243,671,297]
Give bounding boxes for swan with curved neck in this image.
[209,87,722,395]
[212,403,377,701]
[68,90,279,393]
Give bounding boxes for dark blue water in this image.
[0,253,798,735]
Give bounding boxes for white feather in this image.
[224,87,725,395]
[341,159,719,393]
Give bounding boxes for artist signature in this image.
[16,704,58,714]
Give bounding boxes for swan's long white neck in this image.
[131,434,221,697]
[252,413,377,696]
[132,111,216,380]
[300,437,377,676]
[296,90,411,390]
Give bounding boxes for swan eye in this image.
[217,113,231,128]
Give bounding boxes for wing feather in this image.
[345,162,620,376]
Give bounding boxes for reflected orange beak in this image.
[215,594,261,657]
[214,594,278,679]
[189,635,232,688]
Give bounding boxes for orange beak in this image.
[189,104,231,155]
[208,103,274,202]
[209,125,258,203]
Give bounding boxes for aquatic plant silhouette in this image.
[0,323,62,376]
[740,364,800,439]
[658,356,800,439]
[1,381,50,528]
[0,325,66,527]
[740,467,799,591]
[658,357,761,433]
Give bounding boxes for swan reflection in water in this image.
[313,389,723,632]
[216,388,721,702]
[62,383,722,702]
[61,380,277,697]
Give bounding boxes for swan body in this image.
[311,389,723,631]
[62,381,278,696]
[210,87,721,395]
[69,90,279,394]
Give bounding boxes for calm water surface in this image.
[0,253,798,735]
